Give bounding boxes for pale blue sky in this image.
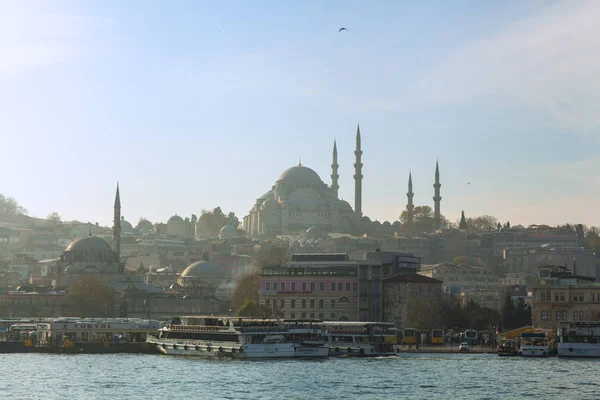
[1,0,600,227]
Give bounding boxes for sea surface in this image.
[0,353,599,399]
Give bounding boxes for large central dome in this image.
[278,165,323,186]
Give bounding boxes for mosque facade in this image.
[243,125,443,237]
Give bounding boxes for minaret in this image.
[331,139,339,198]
[113,182,121,268]
[406,171,414,225]
[459,210,468,231]
[433,160,442,229]
[354,124,363,218]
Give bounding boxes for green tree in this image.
[0,194,27,216]
[452,256,469,265]
[501,295,515,330]
[228,212,240,229]
[67,276,115,317]
[231,273,259,310]
[47,212,61,225]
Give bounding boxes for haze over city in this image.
[2,0,600,227]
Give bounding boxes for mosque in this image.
[243,125,443,237]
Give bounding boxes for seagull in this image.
[467,182,471,185]
[338,28,347,32]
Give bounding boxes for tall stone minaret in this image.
[354,124,363,218]
[331,139,339,198]
[407,171,414,225]
[433,160,442,229]
[113,182,121,268]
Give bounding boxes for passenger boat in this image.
[519,332,550,357]
[146,316,329,359]
[557,321,600,358]
[323,321,397,357]
[497,338,518,357]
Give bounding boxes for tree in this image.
[197,207,229,236]
[452,256,469,265]
[255,244,288,268]
[47,212,61,225]
[585,226,600,251]
[464,215,499,233]
[0,194,27,216]
[67,276,115,317]
[501,295,515,330]
[228,212,240,229]
[231,273,259,310]
[235,300,271,318]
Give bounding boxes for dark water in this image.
[1,353,599,399]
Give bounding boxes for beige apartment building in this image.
[532,265,600,329]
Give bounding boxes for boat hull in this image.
[558,344,600,358]
[149,340,328,359]
[328,344,396,357]
[519,346,550,357]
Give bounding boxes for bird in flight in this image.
[467,182,471,185]
[338,28,347,32]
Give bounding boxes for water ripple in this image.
[1,353,600,399]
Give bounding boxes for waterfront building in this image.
[419,263,500,296]
[382,273,443,332]
[532,265,600,330]
[258,253,382,321]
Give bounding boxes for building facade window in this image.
[280,299,285,309]
[302,282,307,291]
[266,282,271,291]
[338,282,343,291]
[560,292,565,301]
[291,282,296,291]
[319,282,325,291]
[273,282,278,291]
[310,282,315,291]
[346,282,351,291]
[266,299,271,307]
[331,282,336,291]
[319,299,324,308]
[310,299,315,308]
[301,299,306,308]
[281,282,286,291]
[291,299,295,308]
[330,299,336,309]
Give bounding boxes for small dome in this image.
[168,215,184,223]
[63,265,75,273]
[258,190,274,201]
[336,200,353,212]
[278,165,323,186]
[220,225,236,235]
[382,221,392,228]
[181,260,226,279]
[65,236,113,253]
[16,284,34,292]
[219,225,237,239]
[121,219,134,230]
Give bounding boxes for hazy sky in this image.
[2,0,600,227]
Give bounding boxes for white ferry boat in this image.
[519,332,550,357]
[323,321,398,357]
[557,321,600,358]
[147,316,329,359]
